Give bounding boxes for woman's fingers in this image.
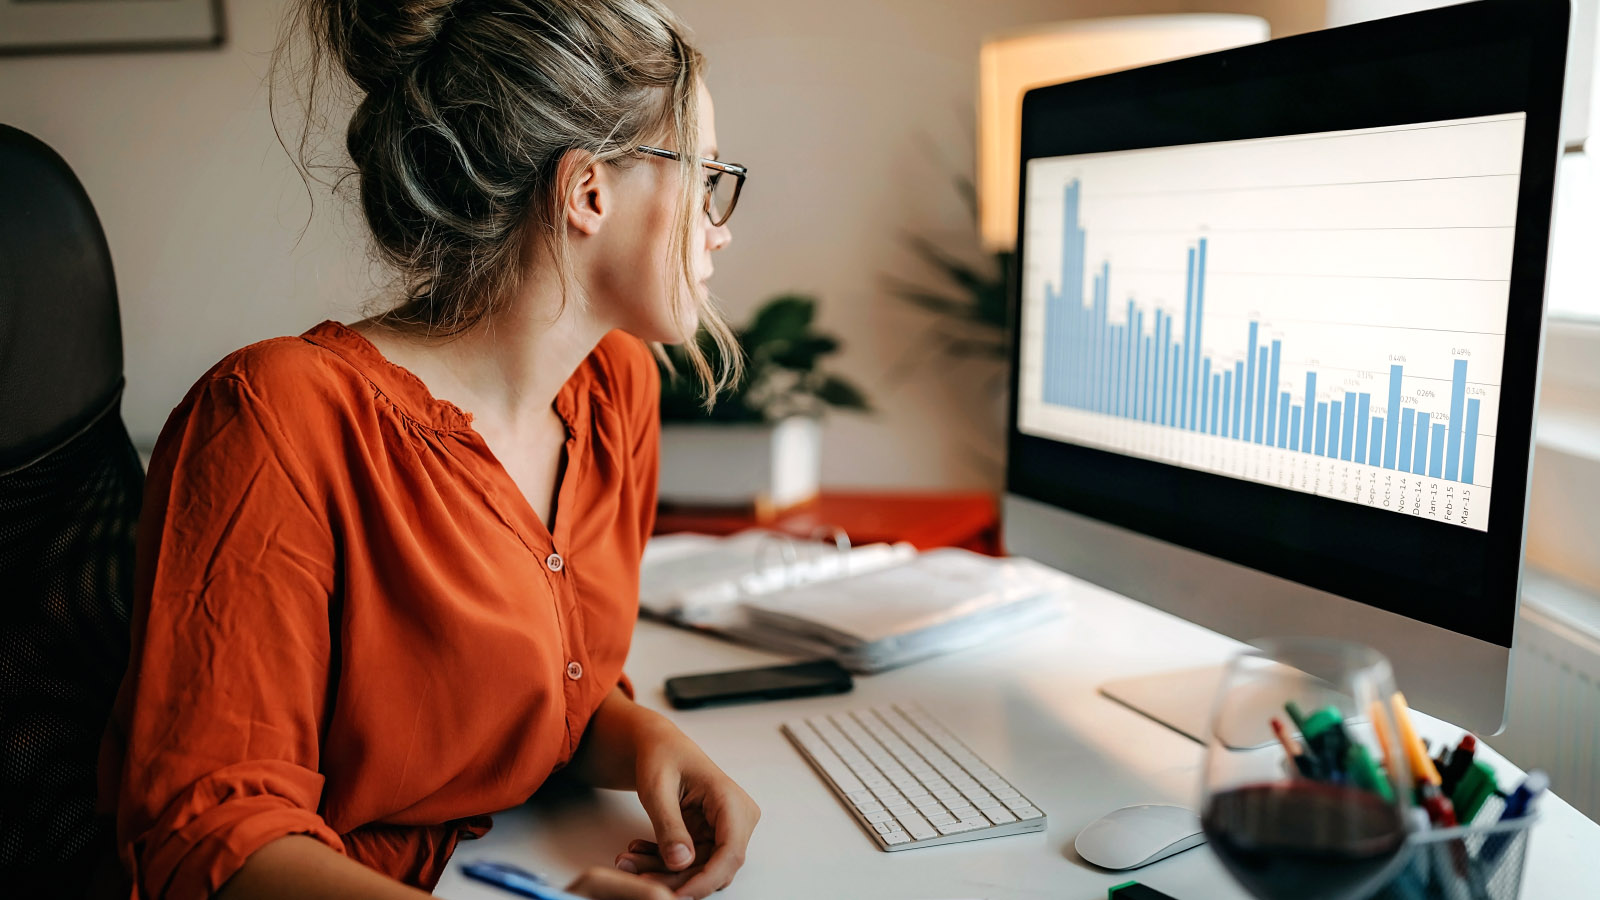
[670,792,759,899]
[637,773,696,871]
[565,866,677,900]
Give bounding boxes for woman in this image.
[99,1,758,898]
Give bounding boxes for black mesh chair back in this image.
[0,124,144,897]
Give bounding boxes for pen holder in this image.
[1368,793,1535,900]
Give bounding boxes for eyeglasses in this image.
[637,145,747,227]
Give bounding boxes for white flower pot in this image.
[658,416,822,513]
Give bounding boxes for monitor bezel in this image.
[1006,0,1570,650]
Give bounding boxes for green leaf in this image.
[743,295,815,347]
[769,335,840,370]
[815,375,871,411]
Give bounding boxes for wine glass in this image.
[1200,638,1414,900]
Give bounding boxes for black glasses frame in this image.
[637,145,747,227]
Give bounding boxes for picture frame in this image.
[0,0,226,56]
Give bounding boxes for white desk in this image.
[437,571,1600,900]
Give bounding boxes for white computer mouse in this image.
[1073,804,1207,870]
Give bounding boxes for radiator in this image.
[1494,596,1600,823]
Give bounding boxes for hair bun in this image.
[328,0,460,91]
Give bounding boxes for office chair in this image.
[0,124,143,895]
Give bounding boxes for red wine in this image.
[1203,783,1405,900]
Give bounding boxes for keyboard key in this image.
[1003,797,1033,811]
[1013,806,1044,820]
[985,808,1017,825]
[902,785,931,800]
[944,800,975,815]
[883,831,911,845]
[846,790,873,805]
[873,821,895,834]
[913,796,943,813]
[936,821,982,835]
[973,797,1002,810]
[927,811,958,826]
[856,800,884,813]
[864,809,895,824]
[932,788,960,801]
[895,810,935,837]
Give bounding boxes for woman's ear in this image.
[559,148,607,237]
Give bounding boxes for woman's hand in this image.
[615,721,760,898]
[567,688,760,900]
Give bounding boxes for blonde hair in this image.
[275,0,739,396]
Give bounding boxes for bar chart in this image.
[1017,114,1523,532]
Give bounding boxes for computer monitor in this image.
[1003,0,1569,738]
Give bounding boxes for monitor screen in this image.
[1017,113,1523,535]
[1006,0,1568,650]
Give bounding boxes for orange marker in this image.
[1369,698,1397,775]
[1390,691,1442,786]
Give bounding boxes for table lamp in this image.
[978,15,1270,253]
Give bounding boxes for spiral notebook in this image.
[639,531,1069,672]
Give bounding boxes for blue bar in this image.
[1112,325,1124,418]
[1384,364,1403,469]
[1233,361,1245,439]
[1339,392,1356,460]
[1201,358,1212,433]
[1265,340,1282,447]
[1222,370,1234,435]
[1369,416,1384,466]
[1168,344,1180,427]
[1291,405,1303,452]
[1141,335,1153,422]
[1181,248,1196,430]
[1254,347,1269,444]
[1100,267,1113,413]
[1399,408,1416,474]
[1278,393,1291,447]
[1429,423,1446,478]
[1303,372,1317,453]
[1244,322,1258,443]
[1462,398,1481,483]
[1192,241,1208,429]
[1154,311,1168,424]
[1355,393,1371,464]
[1446,358,1467,481]
[1413,412,1431,475]
[1088,274,1100,411]
[1329,400,1343,458]
[1125,302,1138,418]
[1211,372,1222,436]
[1316,402,1329,455]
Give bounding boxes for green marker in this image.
[1345,742,1394,802]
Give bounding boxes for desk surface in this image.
[437,570,1600,900]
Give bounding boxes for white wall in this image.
[0,0,1322,488]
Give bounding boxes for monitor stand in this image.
[1099,664,1230,745]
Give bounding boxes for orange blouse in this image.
[100,322,658,899]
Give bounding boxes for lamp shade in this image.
[978,15,1269,251]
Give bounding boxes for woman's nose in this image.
[707,220,732,252]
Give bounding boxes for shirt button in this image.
[566,661,583,681]
[546,552,564,572]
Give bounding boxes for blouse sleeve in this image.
[108,374,344,900]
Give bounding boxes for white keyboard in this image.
[781,704,1047,851]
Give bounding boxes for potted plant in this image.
[658,294,869,515]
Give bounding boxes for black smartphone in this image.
[663,659,853,709]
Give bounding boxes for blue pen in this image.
[463,860,592,900]
[1481,770,1548,867]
